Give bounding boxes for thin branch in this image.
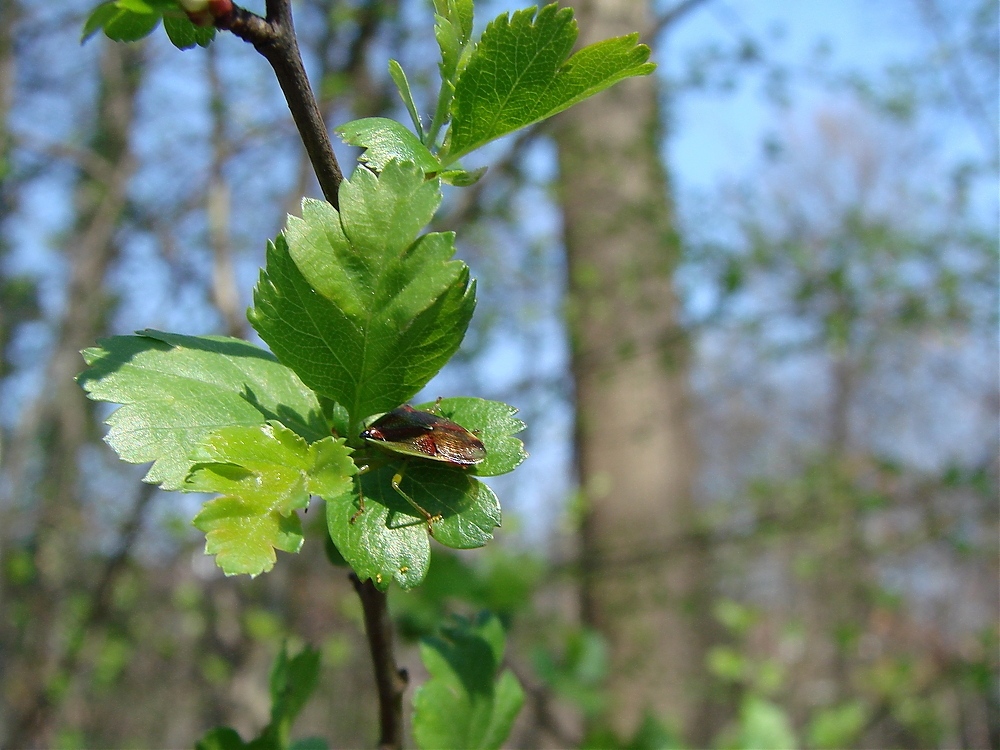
[212,3,408,745]
[215,0,344,207]
[350,574,408,750]
[653,0,713,37]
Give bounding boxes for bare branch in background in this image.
[653,0,714,37]
[913,0,998,161]
[206,46,248,339]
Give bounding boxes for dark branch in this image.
[351,574,408,750]
[211,1,406,743]
[215,0,344,207]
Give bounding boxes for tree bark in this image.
[554,0,713,739]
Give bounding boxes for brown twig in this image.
[213,3,410,746]
[350,573,408,750]
[215,0,344,207]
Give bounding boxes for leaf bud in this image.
[179,0,233,26]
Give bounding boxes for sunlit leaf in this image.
[442,3,655,164]
[78,330,326,490]
[187,423,354,576]
[413,613,524,750]
[249,163,475,427]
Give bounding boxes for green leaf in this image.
[439,166,488,186]
[288,739,328,750]
[82,0,162,42]
[388,60,424,137]
[196,727,247,750]
[77,330,327,491]
[325,461,501,590]
[415,397,527,476]
[249,163,476,427]
[428,0,474,146]
[442,3,656,164]
[336,118,440,174]
[806,701,868,749]
[733,697,797,750]
[325,469,431,591]
[188,423,354,576]
[196,645,324,750]
[162,14,215,49]
[413,613,525,750]
[434,0,475,85]
[83,3,119,41]
[265,644,322,747]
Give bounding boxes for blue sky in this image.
[665,1,961,189]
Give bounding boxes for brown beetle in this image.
[352,401,485,532]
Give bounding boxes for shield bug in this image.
[352,401,485,532]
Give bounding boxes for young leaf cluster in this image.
[337,2,655,184]
[77,0,653,591]
[84,0,215,49]
[79,163,527,587]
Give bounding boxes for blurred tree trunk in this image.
[6,40,144,747]
[0,0,27,370]
[554,0,713,740]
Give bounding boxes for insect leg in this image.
[350,463,370,525]
[390,461,442,534]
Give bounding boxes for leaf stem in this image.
[213,4,406,743]
[350,573,408,750]
[216,0,344,207]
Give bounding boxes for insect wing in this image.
[361,405,486,465]
[426,420,486,465]
[361,405,434,443]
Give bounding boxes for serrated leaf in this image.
[434,0,474,84]
[325,461,500,590]
[336,118,440,174]
[78,330,327,490]
[188,423,354,576]
[325,470,431,591]
[193,491,303,577]
[442,3,655,164]
[417,397,527,477]
[388,60,424,137]
[413,613,524,750]
[249,163,476,426]
[163,14,215,48]
[400,462,501,549]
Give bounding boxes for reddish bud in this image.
[208,0,233,21]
